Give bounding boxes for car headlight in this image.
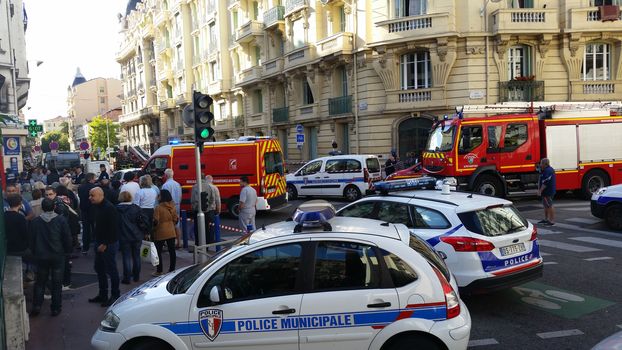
[596,187,608,195]
[100,311,120,332]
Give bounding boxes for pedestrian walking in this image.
[29,198,72,317]
[116,191,146,284]
[161,169,182,239]
[537,158,556,226]
[191,175,221,244]
[134,175,158,235]
[78,173,98,254]
[100,178,118,205]
[87,187,120,307]
[4,183,34,220]
[120,171,140,199]
[73,166,85,185]
[238,176,257,232]
[47,168,60,185]
[97,164,110,182]
[29,189,43,218]
[152,189,179,276]
[5,194,30,256]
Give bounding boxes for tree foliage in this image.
[60,121,69,134]
[41,131,70,153]
[88,115,119,152]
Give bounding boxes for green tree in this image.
[41,131,70,152]
[88,115,119,154]
[60,121,69,134]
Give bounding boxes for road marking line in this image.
[537,228,561,235]
[584,256,613,261]
[550,203,590,208]
[565,208,594,212]
[468,338,499,347]
[571,237,622,249]
[537,329,584,339]
[566,218,602,225]
[550,222,622,239]
[540,252,552,256]
[538,240,601,253]
[543,261,558,265]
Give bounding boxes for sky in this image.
[23,0,127,123]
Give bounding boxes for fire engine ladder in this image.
[457,101,622,117]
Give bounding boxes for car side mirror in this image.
[209,286,221,304]
[437,251,448,260]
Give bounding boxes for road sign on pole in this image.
[296,134,305,144]
[49,141,59,150]
[79,141,90,151]
[296,124,304,134]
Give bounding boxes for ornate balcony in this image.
[284,45,316,72]
[285,0,307,16]
[571,80,620,100]
[159,98,176,111]
[291,104,318,122]
[372,13,455,46]
[263,57,284,77]
[208,79,231,96]
[385,88,445,112]
[236,21,264,43]
[498,80,544,102]
[316,32,353,58]
[237,66,262,86]
[567,6,622,32]
[247,113,267,127]
[215,117,232,130]
[139,105,160,118]
[328,95,352,116]
[265,6,285,29]
[491,8,558,35]
[272,107,289,124]
[118,111,141,125]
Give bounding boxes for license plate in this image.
[500,243,526,256]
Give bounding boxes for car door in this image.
[299,240,399,350]
[407,205,453,257]
[292,160,324,197]
[499,122,535,172]
[323,159,348,196]
[189,242,306,350]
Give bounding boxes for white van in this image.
[85,160,112,178]
[286,155,381,201]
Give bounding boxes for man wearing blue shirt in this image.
[537,158,556,226]
[3,183,34,220]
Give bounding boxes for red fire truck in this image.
[419,102,622,198]
[143,137,287,217]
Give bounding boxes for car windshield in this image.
[458,205,528,237]
[265,151,284,175]
[167,234,252,294]
[426,124,455,152]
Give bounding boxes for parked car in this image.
[591,184,622,231]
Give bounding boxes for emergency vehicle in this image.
[143,137,287,217]
[591,184,622,231]
[420,102,622,198]
[91,201,471,350]
[340,178,543,294]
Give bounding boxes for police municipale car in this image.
[92,201,471,350]
[338,178,544,294]
[591,184,622,231]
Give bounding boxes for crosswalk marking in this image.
[571,237,622,249]
[584,257,613,261]
[537,329,584,339]
[468,338,499,347]
[538,240,601,253]
[543,261,558,265]
[537,228,561,235]
[540,252,552,256]
[566,218,602,225]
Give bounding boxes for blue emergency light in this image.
[292,200,336,232]
[372,176,439,194]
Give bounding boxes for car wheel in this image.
[383,334,445,350]
[474,174,505,197]
[605,204,622,231]
[581,169,610,199]
[287,184,298,201]
[227,198,241,219]
[125,338,173,350]
[344,185,362,202]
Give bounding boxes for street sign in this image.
[79,141,90,151]
[296,134,305,143]
[49,141,59,150]
[27,119,43,137]
[34,145,41,153]
[296,124,304,134]
[28,119,37,127]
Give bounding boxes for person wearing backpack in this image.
[190,175,221,245]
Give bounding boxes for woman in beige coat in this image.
[152,189,179,276]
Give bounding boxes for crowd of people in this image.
[3,165,221,317]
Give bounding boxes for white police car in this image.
[92,201,471,350]
[338,178,543,294]
[591,184,622,231]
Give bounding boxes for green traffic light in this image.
[200,128,211,138]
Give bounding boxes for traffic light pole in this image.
[195,146,206,263]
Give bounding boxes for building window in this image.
[591,0,622,5]
[100,97,106,104]
[302,79,314,105]
[232,11,238,29]
[292,18,305,49]
[339,6,346,32]
[252,1,259,20]
[400,51,432,90]
[336,66,348,96]
[254,45,261,66]
[507,45,532,80]
[174,12,182,39]
[398,118,433,160]
[254,89,263,114]
[395,0,426,18]
[209,22,217,48]
[209,61,217,81]
[99,87,105,94]
[510,0,534,8]
[219,102,226,120]
[583,43,610,81]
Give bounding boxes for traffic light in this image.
[193,91,214,150]
[200,191,209,212]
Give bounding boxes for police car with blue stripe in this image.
[92,201,471,350]
[338,178,544,294]
[591,184,622,231]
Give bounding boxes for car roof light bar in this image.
[292,200,336,233]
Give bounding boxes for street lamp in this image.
[481,0,502,104]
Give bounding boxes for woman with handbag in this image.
[116,191,144,284]
[152,189,179,276]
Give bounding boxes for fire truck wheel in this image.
[581,169,610,199]
[227,198,241,219]
[287,184,298,201]
[474,174,504,197]
[604,204,622,231]
[344,185,362,202]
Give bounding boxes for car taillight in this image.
[440,236,495,252]
[364,168,369,183]
[260,178,266,196]
[432,266,461,319]
[530,227,537,241]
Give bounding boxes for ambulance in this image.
[143,137,287,217]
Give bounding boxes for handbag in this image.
[140,240,159,266]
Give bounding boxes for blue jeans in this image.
[120,240,141,282]
[33,256,65,311]
[94,241,120,298]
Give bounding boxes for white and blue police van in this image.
[286,155,382,201]
[337,178,544,294]
[591,184,622,231]
[92,201,471,350]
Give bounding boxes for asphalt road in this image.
[217,193,622,350]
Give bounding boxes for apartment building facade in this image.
[118,0,622,161]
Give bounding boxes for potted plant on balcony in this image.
[514,75,536,81]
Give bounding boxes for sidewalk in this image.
[24,246,198,350]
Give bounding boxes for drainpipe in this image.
[484,4,490,104]
[353,0,360,154]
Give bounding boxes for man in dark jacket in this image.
[88,187,120,307]
[117,191,146,284]
[78,173,98,254]
[30,198,72,316]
